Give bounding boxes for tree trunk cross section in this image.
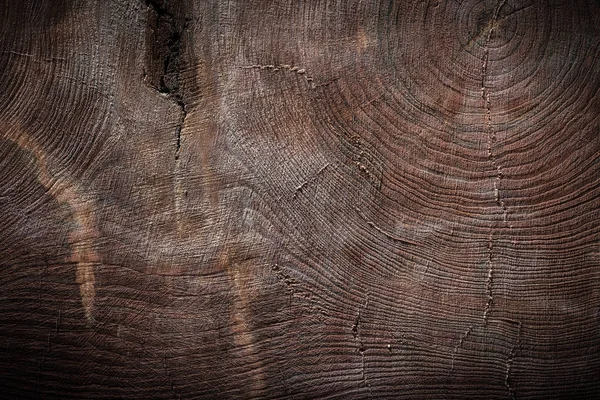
[1,0,599,399]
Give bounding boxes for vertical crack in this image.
[484,231,494,322]
[481,0,507,322]
[144,0,189,159]
[480,8,521,396]
[352,294,371,397]
[505,321,522,399]
[238,64,316,88]
[174,101,186,160]
[144,0,190,232]
[450,325,473,374]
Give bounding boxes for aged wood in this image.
[1,0,599,398]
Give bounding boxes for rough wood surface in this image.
[1,0,599,398]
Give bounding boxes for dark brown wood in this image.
[1,0,599,398]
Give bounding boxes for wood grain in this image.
[1,0,599,398]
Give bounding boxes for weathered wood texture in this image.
[1,0,599,398]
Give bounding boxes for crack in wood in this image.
[2,50,66,62]
[175,102,186,160]
[239,64,316,88]
[505,321,523,399]
[450,325,473,374]
[144,0,190,233]
[484,231,494,322]
[497,3,534,23]
[362,350,373,398]
[355,207,417,246]
[144,0,189,159]
[294,163,331,197]
[352,294,371,396]
[481,0,507,323]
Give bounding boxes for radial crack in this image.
[144,0,189,159]
[450,326,473,373]
[482,0,507,220]
[352,294,371,397]
[294,163,331,197]
[174,101,186,160]
[239,64,316,88]
[483,231,494,322]
[355,207,417,246]
[481,0,507,322]
[144,0,190,233]
[505,321,522,399]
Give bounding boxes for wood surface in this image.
[1,0,600,398]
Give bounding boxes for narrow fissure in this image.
[450,326,473,374]
[480,3,522,399]
[352,295,371,396]
[481,0,507,323]
[505,321,522,400]
[144,0,189,159]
